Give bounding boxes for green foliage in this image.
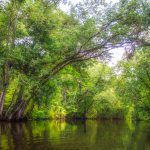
[0,0,149,121]
[114,48,150,120]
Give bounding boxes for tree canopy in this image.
[0,0,149,121]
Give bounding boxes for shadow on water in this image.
[0,120,150,150]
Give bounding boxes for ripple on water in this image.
[0,120,150,150]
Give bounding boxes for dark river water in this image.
[0,120,150,150]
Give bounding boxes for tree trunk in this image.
[5,88,18,118]
[9,99,25,120]
[0,64,9,118]
[7,85,24,120]
[0,86,7,118]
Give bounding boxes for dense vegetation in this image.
[0,0,149,121]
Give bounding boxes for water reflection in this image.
[0,120,150,150]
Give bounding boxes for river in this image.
[0,120,150,150]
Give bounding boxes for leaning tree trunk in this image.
[9,86,36,121]
[4,88,19,119]
[7,85,25,121]
[0,64,9,118]
[8,98,26,121]
[0,86,7,118]
[11,100,25,120]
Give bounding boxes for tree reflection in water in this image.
[0,120,150,150]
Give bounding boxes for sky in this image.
[59,0,124,67]
[59,0,120,12]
